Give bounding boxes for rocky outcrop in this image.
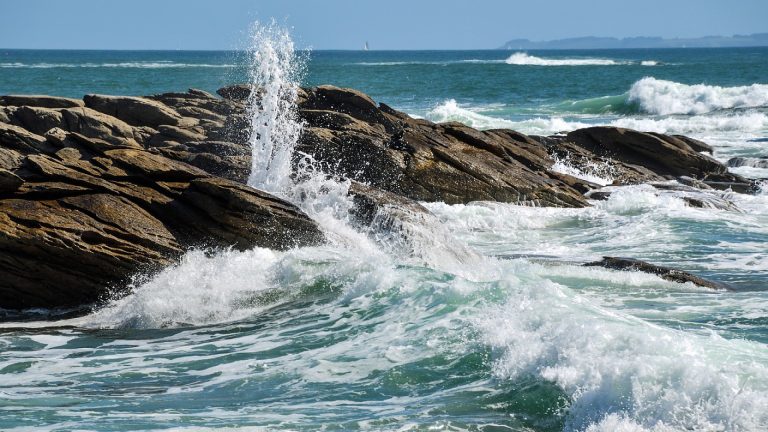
[0,84,753,313]
[0,94,324,310]
[584,256,730,290]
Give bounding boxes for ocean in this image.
[1,41,767,431]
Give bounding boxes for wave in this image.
[611,111,768,134]
[505,52,625,66]
[557,77,768,115]
[351,56,661,67]
[425,99,768,138]
[629,77,768,115]
[0,62,235,69]
[426,99,591,132]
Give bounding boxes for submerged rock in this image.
[584,256,730,290]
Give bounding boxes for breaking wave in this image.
[562,78,768,115]
[425,98,768,138]
[426,99,590,133]
[505,52,625,66]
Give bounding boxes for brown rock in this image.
[0,95,84,109]
[84,94,195,128]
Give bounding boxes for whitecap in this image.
[505,52,624,66]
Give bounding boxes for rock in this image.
[296,87,591,207]
[0,168,23,193]
[217,84,254,101]
[0,95,84,108]
[584,256,730,290]
[671,134,714,154]
[9,106,65,135]
[0,128,323,310]
[566,127,726,179]
[0,122,58,154]
[84,94,194,128]
[676,176,713,190]
[727,156,768,169]
[586,191,612,201]
[60,107,144,148]
[348,181,431,227]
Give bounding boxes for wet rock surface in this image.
[0,90,323,311]
[584,256,732,290]
[0,85,752,311]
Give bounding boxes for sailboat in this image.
[363,41,369,51]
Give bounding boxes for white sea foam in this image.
[629,77,768,115]
[612,111,768,134]
[425,99,768,144]
[505,52,624,66]
[550,153,616,186]
[478,277,768,431]
[640,60,659,66]
[425,99,591,133]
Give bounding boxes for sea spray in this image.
[245,21,305,194]
[244,22,481,271]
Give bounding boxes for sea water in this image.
[1,31,767,431]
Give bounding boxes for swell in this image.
[557,77,768,115]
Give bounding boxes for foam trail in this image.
[505,52,623,66]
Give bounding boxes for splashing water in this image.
[243,22,479,270]
[246,21,305,194]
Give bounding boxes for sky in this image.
[1,0,767,50]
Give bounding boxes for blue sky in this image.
[1,0,766,50]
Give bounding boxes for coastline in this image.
[0,85,756,315]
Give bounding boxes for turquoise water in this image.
[1,45,768,431]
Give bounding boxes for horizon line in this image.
[3,46,768,52]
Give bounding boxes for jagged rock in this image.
[0,128,323,310]
[84,94,195,128]
[295,87,591,207]
[348,181,431,227]
[0,168,23,193]
[217,84,255,101]
[0,122,58,154]
[584,256,730,290]
[565,127,727,179]
[0,95,84,109]
[60,107,145,148]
